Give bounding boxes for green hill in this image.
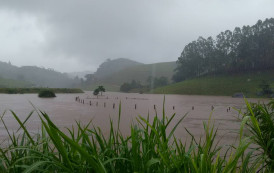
[152,70,274,97]
[102,61,176,84]
[87,61,176,91]
[0,61,80,88]
[94,58,143,78]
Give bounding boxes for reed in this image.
[241,99,274,172]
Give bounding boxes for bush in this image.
[38,89,56,98]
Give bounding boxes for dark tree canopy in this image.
[120,80,143,92]
[93,86,106,96]
[93,88,99,95]
[147,76,168,88]
[173,18,274,82]
[120,77,169,92]
[38,90,56,98]
[120,83,132,92]
[98,86,106,96]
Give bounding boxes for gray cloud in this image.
[0,0,274,72]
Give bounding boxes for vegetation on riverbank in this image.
[0,88,84,94]
[38,90,56,98]
[120,77,168,93]
[0,99,273,172]
[152,70,274,97]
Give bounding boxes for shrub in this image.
[38,89,56,98]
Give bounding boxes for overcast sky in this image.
[0,0,273,73]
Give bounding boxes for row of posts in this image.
[75,97,231,111]
[76,96,116,109]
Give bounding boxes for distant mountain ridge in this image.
[0,61,79,88]
[85,59,176,91]
[0,58,176,90]
[100,61,176,85]
[94,58,143,78]
[67,71,94,79]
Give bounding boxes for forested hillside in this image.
[173,18,274,82]
[0,61,80,88]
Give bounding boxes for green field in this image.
[0,88,84,94]
[152,70,274,97]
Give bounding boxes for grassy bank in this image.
[0,100,273,172]
[0,88,84,94]
[152,70,274,97]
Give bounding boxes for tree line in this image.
[120,76,168,92]
[173,18,274,82]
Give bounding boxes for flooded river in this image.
[0,92,269,145]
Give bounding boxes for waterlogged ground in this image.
[0,92,269,146]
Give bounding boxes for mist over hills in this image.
[0,61,80,88]
[0,76,32,88]
[99,61,176,85]
[94,58,143,78]
[83,59,176,91]
[0,58,176,90]
[67,71,94,79]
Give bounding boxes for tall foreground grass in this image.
[0,99,273,172]
[243,99,274,172]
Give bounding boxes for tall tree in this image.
[173,18,274,82]
[98,86,106,96]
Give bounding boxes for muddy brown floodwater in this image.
[0,92,269,146]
